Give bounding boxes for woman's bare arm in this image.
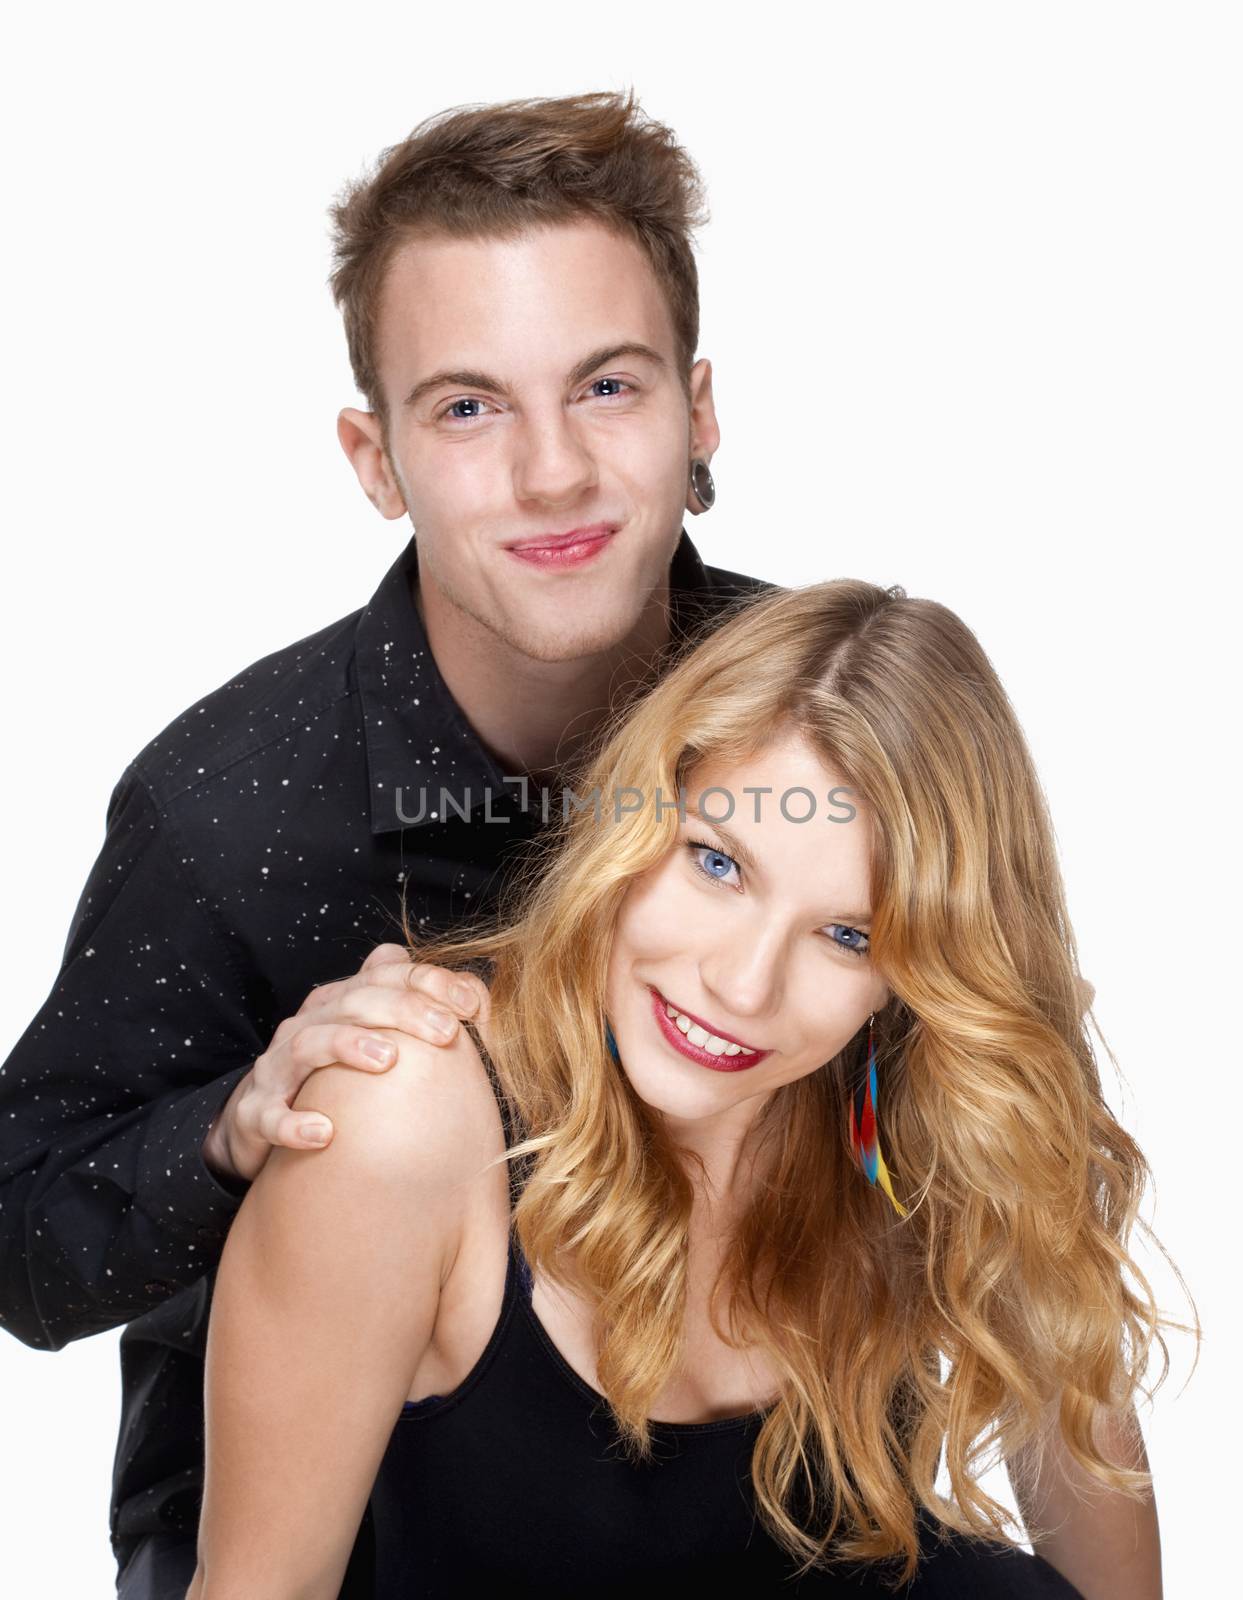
[186,1026,497,1600]
[1006,1400,1162,1600]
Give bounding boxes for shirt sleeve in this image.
[0,762,267,1350]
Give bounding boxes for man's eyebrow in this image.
[683,806,873,925]
[567,341,669,386]
[403,367,511,410]
[401,341,669,412]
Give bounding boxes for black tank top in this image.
[358,1081,1086,1597]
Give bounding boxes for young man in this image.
[0,91,769,1597]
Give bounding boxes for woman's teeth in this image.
[664,1002,755,1057]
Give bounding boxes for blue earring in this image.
[604,1020,620,1062]
[848,1013,908,1219]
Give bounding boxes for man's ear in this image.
[337,408,409,520]
[685,358,721,516]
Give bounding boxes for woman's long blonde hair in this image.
[398,578,1196,1584]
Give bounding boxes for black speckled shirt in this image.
[0,527,768,1583]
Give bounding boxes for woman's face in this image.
[604,727,890,1134]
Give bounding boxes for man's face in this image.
[340,219,719,664]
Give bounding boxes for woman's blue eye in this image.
[826,925,870,959]
[686,839,870,958]
[687,839,740,885]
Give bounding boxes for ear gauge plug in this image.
[689,458,716,510]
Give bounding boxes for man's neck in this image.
[415,574,675,782]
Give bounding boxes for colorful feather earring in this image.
[604,1020,620,1063]
[849,1013,908,1219]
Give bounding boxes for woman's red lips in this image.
[648,987,772,1073]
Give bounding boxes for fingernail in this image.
[361,1037,395,1064]
[300,1122,331,1145]
[428,1007,455,1038]
[450,982,476,1011]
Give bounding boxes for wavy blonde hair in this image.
[398,578,1197,1584]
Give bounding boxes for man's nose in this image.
[511,409,598,507]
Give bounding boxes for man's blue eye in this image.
[590,378,627,398]
[445,398,486,420]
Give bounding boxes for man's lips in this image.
[504,521,618,552]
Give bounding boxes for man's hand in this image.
[201,944,490,1187]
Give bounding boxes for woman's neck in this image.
[668,1104,774,1220]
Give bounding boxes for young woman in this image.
[188,579,1187,1598]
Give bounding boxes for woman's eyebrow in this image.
[684,807,759,871]
[683,807,873,925]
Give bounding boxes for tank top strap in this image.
[400,1207,531,1420]
[470,1021,541,1211]
[508,1222,535,1303]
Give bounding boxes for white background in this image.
[2,2,1238,1593]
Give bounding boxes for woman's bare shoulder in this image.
[290,1024,506,1192]
[199,1029,504,1596]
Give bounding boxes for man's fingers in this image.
[256,963,488,1161]
[247,1025,404,1150]
[467,975,491,1025]
[271,1105,335,1151]
[243,969,492,1161]
[295,945,414,1016]
[296,951,489,1034]
[285,1023,409,1075]
[360,942,413,972]
[295,978,345,1017]
[355,946,491,1023]
[403,962,490,1021]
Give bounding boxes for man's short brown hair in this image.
[327,89,708,447]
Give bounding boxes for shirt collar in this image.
[355,526,718,835]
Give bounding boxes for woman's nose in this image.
[699,931,786,1022]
